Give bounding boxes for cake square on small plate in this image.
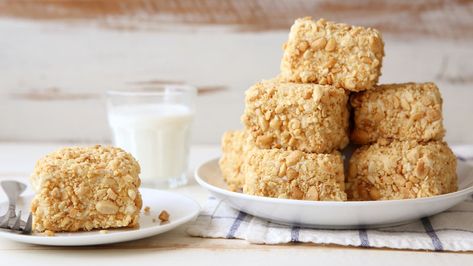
[0,145,200,246]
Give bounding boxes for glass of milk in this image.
[106,85,196,188]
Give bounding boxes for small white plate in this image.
[0,188,200,246]
[195,158,473,229]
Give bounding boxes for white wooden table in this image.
[0,142,471,265]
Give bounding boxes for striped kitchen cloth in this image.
[187,147,473,251]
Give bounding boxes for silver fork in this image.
[0,181,32,234]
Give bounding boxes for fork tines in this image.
[0,210,32,234]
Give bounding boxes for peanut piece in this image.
[96,200,119,215]
[312,38,327,50]
[306,187,319,200]
[325,38,336,51]
[297,41,309,52]
[369,187,381,200]
[416,160,427,178]
[286,168,299,180]
[256,135,273,148]
[292,186,304,200]
[286,151,304,166]
[400,98,411,111]
[159,210,170,222]
[278,163,287,177]
[128,189,137,200]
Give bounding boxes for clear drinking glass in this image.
[106,85,196,188]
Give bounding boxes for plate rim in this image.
[0,188,201,246]
[195,157,473,206]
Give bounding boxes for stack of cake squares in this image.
[346,83,457,200]
[219,17,457,201]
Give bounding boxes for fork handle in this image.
[1,181,26,208]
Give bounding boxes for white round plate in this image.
[0,188,200,246]
[195,158,473,229]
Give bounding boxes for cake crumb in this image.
[99,230,109,234]
[152,218,157,223]
[43,230,55,237]
[144,206,151,214]
[159,210,170,223]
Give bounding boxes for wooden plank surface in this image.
[0,0,472,144]
[1,0,472,38]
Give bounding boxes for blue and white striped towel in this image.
[187,146,473,251]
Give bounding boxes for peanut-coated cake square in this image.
[244,149,346,201]
[219,130,252,191]
[30,145,142,232]
[242,79,349,153]
[347,141,457,201]
[280,17,384,91]
[351,82,445,145]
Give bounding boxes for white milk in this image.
[108,104,193,187]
